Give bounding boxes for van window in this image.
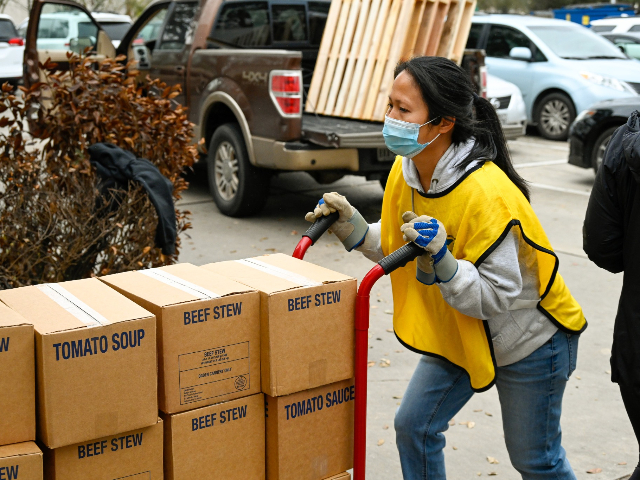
[308,2,329,46]
[0,19,18,42]
[272,4,307,42]
[630,25,640,32]
[159,2,198,50]
[38,18,69,39]
[210,1,271,47]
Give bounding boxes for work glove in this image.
[305,192,369,251]
[400,211,458,283]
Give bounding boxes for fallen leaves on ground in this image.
[485,412,493,417]
[452,446,458,450]
[586,468,602,474]
[384,309,394,314]
[290,230,298,235]
[380,358,391,367]
[377,439,385,446]
[367,361,376,368]
[488,472,498,476]
[449,419,456,426]
[386,328,394,332]
[618,462,627,466]
[393,395,403,399]
[459,421,476,429]
[487,456,499,465]
[474,409,483,412]
[382,425,389,430]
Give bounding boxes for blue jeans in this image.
[395,330,579,480]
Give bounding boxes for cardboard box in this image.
[163,393,265,480]
[202,254,356,397]
[43,419,163,480]
[0,279,158,449]
[265,378,354,480]
[100,263,261,414]
[0,304,36,446]
[0,442,42,480]
[324,474,351,480]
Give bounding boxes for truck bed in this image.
[301,114,385,149]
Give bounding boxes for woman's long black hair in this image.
[394,56,530,201]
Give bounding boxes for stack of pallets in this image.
[305,0,477,121]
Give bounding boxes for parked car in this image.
[91,12,132,48]
[599,31,640,60]
[17,11,131,48]
[569,98,638,172]
[24,0,487,217]
[468,15,640,140]
[591,16,640,33]
[486,73,527,139]
[0,14,24,86]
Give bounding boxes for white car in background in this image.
[487,73,527,140]
[591,16,640,33]
[17,11,131,49]
[0,14,24,86]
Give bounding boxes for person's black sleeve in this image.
[583,163,624,273]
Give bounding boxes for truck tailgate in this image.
[301,114,385,149]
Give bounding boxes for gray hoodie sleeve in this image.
[355,221,385,263]
[437,231,523,319]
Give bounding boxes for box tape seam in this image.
[235,259,322,288]
[140,268,221,300]
[37,284,109,327]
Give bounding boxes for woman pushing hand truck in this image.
[305,56,586,480]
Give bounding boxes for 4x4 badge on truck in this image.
[242,71,268,85]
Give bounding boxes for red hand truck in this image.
[293,212,422,480]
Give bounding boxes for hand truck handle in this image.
[378,242,424,274]
[303,211,340,244]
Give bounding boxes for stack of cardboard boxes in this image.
[0,254,356,479]
[0,278,161,479]
[203,253,356,480]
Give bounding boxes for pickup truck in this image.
[24,0,486,217]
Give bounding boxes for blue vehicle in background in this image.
[468,15,640,140]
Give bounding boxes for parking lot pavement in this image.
[179,134,634,480]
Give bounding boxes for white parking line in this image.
[529,182,591,197]
[515,159,567,169]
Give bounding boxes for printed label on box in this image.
[179,342,250,405]
[114,473,150,480]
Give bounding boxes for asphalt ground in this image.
[179,134,633,480]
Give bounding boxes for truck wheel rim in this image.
[541,100,570,136]
[214,141,239,201]
[596,134,612,171]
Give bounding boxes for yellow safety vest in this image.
[381,158,586,391]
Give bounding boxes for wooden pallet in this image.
[305,0,477,121]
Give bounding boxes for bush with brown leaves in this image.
[0,54,198,289]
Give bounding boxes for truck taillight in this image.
[479,66,488,99]
[270,70,302,117]
[8,37,24,46]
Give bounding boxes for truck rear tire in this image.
[207,123,270,217]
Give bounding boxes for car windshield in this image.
[99,22,130,41]
[0,19,18,42]
[529,25,626,59]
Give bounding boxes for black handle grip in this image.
[378,242,424,275]
[303,211,340,245]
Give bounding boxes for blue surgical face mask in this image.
[382,115,441,158]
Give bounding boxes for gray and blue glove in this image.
[305,192,369,251]
[400,211,458,283]
[304,192,369,252]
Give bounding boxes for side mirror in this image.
[145,39,156,52]
[510,46,532,61]
[618,44,627,54]
[133,45,151,70]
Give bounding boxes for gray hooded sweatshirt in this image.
[356,139,558,367]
